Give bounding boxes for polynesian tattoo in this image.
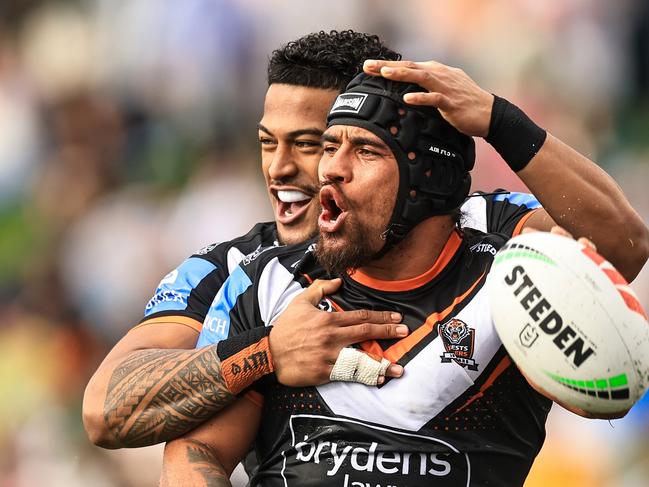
[104,346,234,447]
[186,439,231,486]
[159,439,231,487]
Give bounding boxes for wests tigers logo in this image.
[438,318,479,371]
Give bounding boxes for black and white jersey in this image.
[138,221,278,332]
[197,195,549,487]
[194,191,541,345]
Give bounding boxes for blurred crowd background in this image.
[0,0,648,485]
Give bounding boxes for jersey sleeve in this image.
[137,222,279,332]
[196,243,310,347]
[461,190,542,238]
[138,250,229,331]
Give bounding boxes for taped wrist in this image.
[216,326,274,394]
[486,95,547,172]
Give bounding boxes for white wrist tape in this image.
[329,347,391,386]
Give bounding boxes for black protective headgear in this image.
[327,73,475,249]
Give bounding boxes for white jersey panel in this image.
[316,286,501,431]
[257,256,304,326]
[460,195,487,233]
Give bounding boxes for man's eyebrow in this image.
[257,123,323,139]
[348,135,388,150]
[322,133,388,150]
[322,133,341,144]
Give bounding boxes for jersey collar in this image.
[347,230,463,292]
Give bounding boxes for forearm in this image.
[160,439,232,487]
[518,133,649,280]
[85,346,235,448]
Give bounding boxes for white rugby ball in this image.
[487,231,649,415]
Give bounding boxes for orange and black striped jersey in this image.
[197,196,550,486]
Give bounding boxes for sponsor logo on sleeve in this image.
[144,258,216,316]
[469,242,497,256]
[330,93,368,114]
[145,289,187,311]
[282,415,470,487]
[194,243,217,256]
[438,319,480,371]
[242,244,280,266]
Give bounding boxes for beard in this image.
[315,215,384,274]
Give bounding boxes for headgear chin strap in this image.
[327,73,475,252]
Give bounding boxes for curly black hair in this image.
[267,30,401,91]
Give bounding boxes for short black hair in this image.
[267,30,401,91]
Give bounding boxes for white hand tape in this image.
[329,347,391,386]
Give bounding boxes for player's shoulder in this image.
[463,189,541,210]
[461,189,542,236]
[463,226,511,256]
[190,221,278,265]
[142,222,278,321]
[238,238,318,279]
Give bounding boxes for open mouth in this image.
[318,186,348,233]
[272,188,314,226]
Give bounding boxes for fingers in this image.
[299,278,342,305]
[547,225,597,250]
[340,323,409,344]
[363,59,444,74]
[378,66,443,94]
[335,308,402,326]
[578,237,597,251]
[364,59,448,93]
[330,348,401,386]
[385,363,404,378]
[403,92,451,110]
[549,225,573,239]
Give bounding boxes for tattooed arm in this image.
[160,440,231,487]
[83,321,237,448]
[83,279,406,448]
[160,397,261,487]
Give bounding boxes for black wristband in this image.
[216,326,274,394]
[485,95,547,172]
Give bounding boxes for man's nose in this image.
[319,147,352,184]
[268,143,298,181]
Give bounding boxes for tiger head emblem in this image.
[442,318,470,345]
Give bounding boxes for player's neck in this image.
[358,216,457,281]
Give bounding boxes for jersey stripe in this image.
[349,231,463,291]
[493,192,541,208]
[452,356,512,414]
[131,315,203,333]
[373,271,487,364]
[197,265,252,347]
[512,208,542,236]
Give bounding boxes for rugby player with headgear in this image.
[159,70,648,486]
[83,30,648,457]
[83,31,408,449]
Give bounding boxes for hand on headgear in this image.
[327,73,475,249]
